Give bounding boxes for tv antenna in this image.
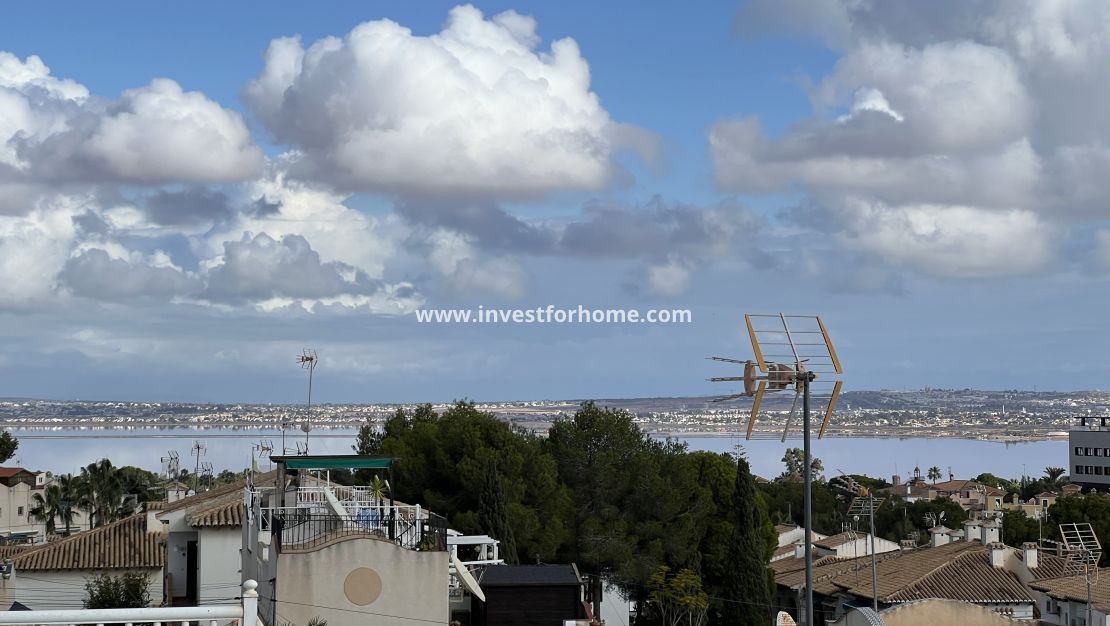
[160,450,180,481]
[297,348,318,455]
[832,473,883,613]
[200,462,214,489]
[708,313,843,626]
[924,511,946,529]
[190,440,207,494]
[1060,522,1101,626]
[252,439,274,472]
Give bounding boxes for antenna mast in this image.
[297,348,318,455]
[190,440,206,494]
[708,313,843,626]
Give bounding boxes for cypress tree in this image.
[478,458,519,564]
[720,457,771,625]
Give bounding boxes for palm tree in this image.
[30,484,62,537]
[80,459,123,528]
[52,474,79,536]
[365,475,391,524]
[927,466,942,484]
[1044,467,1067,489]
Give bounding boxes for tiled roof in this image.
[833,543,1030,604]
[0,545,31,559]
[1031,573,1110,604]
[187,500,243,528]
[160,470,275,514]
[881,550,1031,604]
[12,514,162,571]
[1017,551,1070,580]
[814,532,856,549]
[775,542,1033,605]
[775,524,796,535]
[0,468,31,478]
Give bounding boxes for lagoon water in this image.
[12,426,1069,484]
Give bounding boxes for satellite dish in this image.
[450,552,485,602]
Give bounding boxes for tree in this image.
[649,566,708,626]
[927,466,942,484]
[0,431,17,463]
[84,571,151,608]
[478,459,518,564]
[366,475,391,521]
[79,459,123,528]
[30,485,62,536]
[780,448,823,483]
[719,458,771,626]
[1044,467,1067,488]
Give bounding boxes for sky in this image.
[3,1,1110,403]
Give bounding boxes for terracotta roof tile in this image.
[1031,572,1110,604]
[814,532,856,550]
[12,514,162,571]
[187,500,243,528]
[160,470,275,514]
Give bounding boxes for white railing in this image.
[0,580,258,626]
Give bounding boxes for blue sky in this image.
[2,1,1110,403]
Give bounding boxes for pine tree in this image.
[478,458,518,564]
[720,457,771,626]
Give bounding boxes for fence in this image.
[262,508,447,552]
[0,580,258,626]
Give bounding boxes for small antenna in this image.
[832,473,884,614]
[297,348,318,455]
[190,440,207,494]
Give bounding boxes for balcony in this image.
[258,505,447,553]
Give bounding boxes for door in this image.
[186,540,198,604]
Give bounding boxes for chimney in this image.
[964,518,982,542]
[989,542,1008,568]
[794,542,805,559]
[980,519,1000,544]
[930,527,950,548]
[1022,542,1038,569]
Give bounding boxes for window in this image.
[17,506,23,516]
[1077,447,1085,456]
[1077,465,1085,475]
[1087,447,1093,456]
[1087,465,1095,475]
[1097,449,1104,457]
[1097,466,1104,476]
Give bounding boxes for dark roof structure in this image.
[187,499,243,528]
[480,564,582,587]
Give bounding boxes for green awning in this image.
[271,455,393,470]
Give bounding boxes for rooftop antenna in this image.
[833,473,884,613]
[160,450,180,481]
[708,313,843,626]
[297,348,318,455]
[200,461,214,490]
[1060,522,1101,626]
[252,439,274,473]
[190,440,206,494]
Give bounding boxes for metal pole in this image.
[305,365,313,453]
[869,503,878,612]
[802,371,815,626]
[1087,574,1092,626]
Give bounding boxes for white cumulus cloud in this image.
[243,5,643,198]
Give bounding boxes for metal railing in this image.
[261,508,447,552]
[0,580,258,626]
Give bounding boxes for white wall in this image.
[275,535,447,626]
[0,568,162,610]
[199,528,242,605]
[166,531,198,598]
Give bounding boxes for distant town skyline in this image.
[3,2,1110,403]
